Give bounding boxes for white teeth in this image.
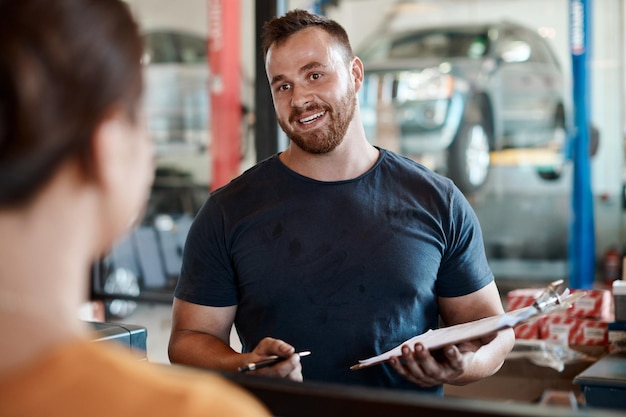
[299,111,325,124]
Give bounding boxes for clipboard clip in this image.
[532,279,568,313]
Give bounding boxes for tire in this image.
[447,105,491,195]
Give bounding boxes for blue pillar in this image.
[569,0,595,289]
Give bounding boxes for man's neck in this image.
[279,138,379,182]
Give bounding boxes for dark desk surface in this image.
[574,353,626,410]
[217,368,626,417]
[574,353,626,389]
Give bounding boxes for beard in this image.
[278,85,357,154]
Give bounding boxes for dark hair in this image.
[262,9,353,64]
[0,0,144,207]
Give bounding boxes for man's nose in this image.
[290,84,312,108]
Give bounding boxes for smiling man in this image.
[268,28,357,156]
[168,9,514,395]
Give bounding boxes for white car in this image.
[359,21,568,194]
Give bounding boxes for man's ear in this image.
[351,56,364,93]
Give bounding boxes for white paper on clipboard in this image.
[350,290,585,371]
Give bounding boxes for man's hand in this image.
[243,337,304,381]
[395,281,515,387]
[388,333,498,387]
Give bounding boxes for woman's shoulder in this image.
[10,340,271,417]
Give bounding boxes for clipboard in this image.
[350,280,585,370]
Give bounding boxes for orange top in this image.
[0,339,269,417]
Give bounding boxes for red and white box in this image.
[539,314,608,346]
[506,288,543,311]
[507,288,544,340]
[512,320,540,340]
[567,289,613,320]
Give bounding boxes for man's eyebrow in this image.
[270,74,285,86]
[270,62,326,86]
[300,61,325,73]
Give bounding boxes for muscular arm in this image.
[438,280,515,385]
[390,281,515,387]
[168,297,303,379]
[168,297,242,371]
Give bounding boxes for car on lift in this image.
[358,20,568,194]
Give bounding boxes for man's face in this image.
[265,27,357,154]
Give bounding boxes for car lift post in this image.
[569,0,595,289]
[208,0,241,190]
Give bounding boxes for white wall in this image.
[125,0,208,34]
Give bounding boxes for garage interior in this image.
[86,0,626,415]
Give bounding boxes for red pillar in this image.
[208,0,241,190]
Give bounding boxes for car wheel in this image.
[447,109,491,195]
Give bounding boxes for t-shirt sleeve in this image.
[436,185,494,297]
[174,197,239,306]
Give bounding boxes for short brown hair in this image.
[0,0,143,207]
[262,9,353,64]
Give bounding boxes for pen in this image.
[238,351,311,373]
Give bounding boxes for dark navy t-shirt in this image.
[175,148,493,394]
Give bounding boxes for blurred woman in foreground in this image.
[0,0,268,415]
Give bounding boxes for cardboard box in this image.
[568,289,612,320]
[539,314,608,346]
[506,288,542,311]
[608,321,626,353]
[513,320,540,340]
[506,287,613,345]
[507,288,613,320]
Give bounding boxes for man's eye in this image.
[278,84,291,92]
[310,73,322,80]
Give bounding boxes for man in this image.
[169,9,515,394]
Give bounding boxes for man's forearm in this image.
[168,330,242,371]
[447,327,515,386]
